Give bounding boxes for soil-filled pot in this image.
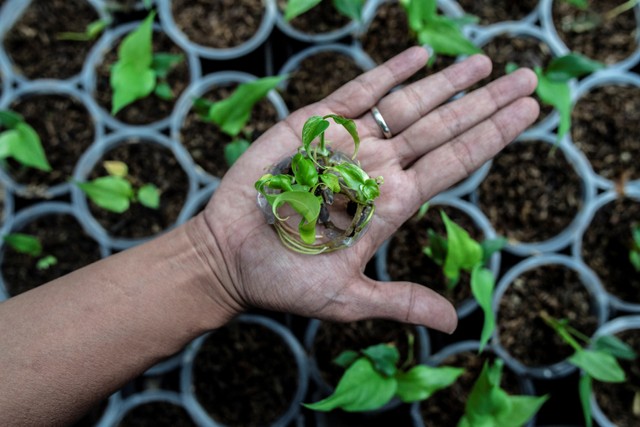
[452,0,539,27]
[278,43,375,112]
[0,202,107,300]
[158,0,276,60]
[72,129,198,251]
[0,82,104,199]
[472,132,595,256]
[0,0,107,85]
[376,194,500,320]
[176,182,218,225]
[170,71,288,184]
[106,390,196,427]
[181,314,308,427]
[411,341,537,427]
[589,315,640,427]
[274,0,359,43]
[569,70,640,191]
[492,254,609,379]
[572,188,640,313]
[82,20,201,132]
[540,0,640,70]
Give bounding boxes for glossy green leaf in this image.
[303,358,397,412]
[302,116,330,155]
[258,174,293,193]
[36,255,58,271]
[417,18,481,57]
[154,81,174,100]
[77,176,134,213]
[535,67,571,142]
[224,139,250,167]
[3,233,42,257]
[333,0,365,21]
[332,163,370,199]
[361,344,399,377]
[272,191,322,244]
[545,53,604,83]
[400,0,437,31]
[151,52,184,79]
[284,0,322,21]
[396,364,464,403]
[442,211,483,284]
[481,237,507,265]
[361,179,380,201]
[0,122,51,171]
[423,229,448,266]
[137,184,160,209]
[579,374,593,427]
[292,153,319,187]
[320,173,340,193]
[593,335,638,360]
[471,265,496,352]
[495,394,549,427]
[569,349,626,382]
[333,350,359,369]
[324,114,360,158]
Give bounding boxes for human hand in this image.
[196,47,538,333]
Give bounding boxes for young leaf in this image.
[593,335,638,360]
[3,233,42,257]
[471,265,496,352]
[302,116,330,155]
[569,349,626,383]
[272,191,322,244]
[103,160,128,178]
[480,237,507,265]
[423,229,448,266]
[545,53,605,82]
[151,53,184,79]
[292,153,319,187]
[224,139,250,167]
[137,184,160,209]
[0,121,52,171]
[154,81,174,101]
[579,374,593,427]
[535,67,571,142]
[395,365,464,403]
[324,114,360,158]
[333,0,365,21]
[401,0,437,31]
[320,173,340,193]
[441,211,483,285]
[0,110,25,128]
[562,0,589,10]
[361,179,380,201]
[333,350,360,369]
[361,344,400,377]
[76,176,135,213]
[284,0,322,21]
[36,255,58,271]
[417,19,481,57]
[57,19,109,41]
[416,202,429,220]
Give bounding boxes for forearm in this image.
[0,215,237,426]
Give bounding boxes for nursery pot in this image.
[0,181,14,234]
[176,181,219,226]
[104,390,196,427]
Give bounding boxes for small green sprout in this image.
[422,210,506,351]
[3,234,58,271]
[57,18,110,41]
[0,110,51,172]
[110,12,185,114]
[284,0,365,22]
[75,160,160,213]
[458,359,548,427]
[630,225,640,272]
[560,0,639,32]
[194,75,286,167]
[304,335,464,412]
[541,311,638,427]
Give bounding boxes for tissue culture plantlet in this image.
[255,114,382,254]
[422,210,505,350]
[194,75,286,167]
[305,335,464,412]
[110,11,184,114]
[284,0,365,22]
[3,234,58,271]
[630,225,640,272]
[0,110,51,172]
[560,0,639,32]
[541,311,638,427]
[76,160,160,214]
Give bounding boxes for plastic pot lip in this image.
[491,253,610,380]
[181,314,309,427]
[157,0,276,60]
[176,181,219,225]
[0,0,109,87]
[376,194,500,320]
[170,70,289,186]
[571,187,640,313]
[0,81,106,199]
[470,130,596,256]
[103,390,190,427]
[539,0,640,72]
[71,128,199,251]
[0,201,110,302]
[93,0,154,12]
[0,182,14,236]
[439,0,540,32]
[80,20,202,133]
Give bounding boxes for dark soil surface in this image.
[172,0,264,48]
[552,0,638,65]
[497,264,598,367]
[477,140,583,244]
[192,321,299,427]
[105,0,144,12]
[4,94,95,196]
[118,401,195,427]
[592,329,640,427]
[3,0,99,80]
[87,141,189,239]
[386,206,483,311]
[283,50,364,111]
[571,83,640,184]
[95,30,190,125]
[580,197,640,305]
[456,0,539,25]
[178,84,279,178]
[279,0,350,34]
[2,214,102,296]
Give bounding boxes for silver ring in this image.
[371,106,393,139]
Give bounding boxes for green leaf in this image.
[396,364,464,403]
[569,349,626,383]
[151,53,184,79]
[205,75,286,137]
[579,374,593,427]
[0,122,52,171]
[563,0,589,9]
[361,344,400,377]
[76,176,135,213]
[333,350,360,369]
[272,191,322,244]
[417,18,481,57]
[545,54,604,83]
[103,160,128,178]
[324,114,360,158]
[302,116,330,155]
[292,153,319,187]
[320,173,340,193]
[400,0,437,31]
[303,358,397,412]
[471,265,496,352]
[332,163,372,202]
[481,237,506,265]
[0,110,24,128]
[593,335,638,360]
[137,184,160,209]
[495,394,549,427]
[423,229,448,266]
[631,250,640,272]
[505,62,519,74]
[36,255,58,271]
[3,233,42,256]
[256,174,293,194]
[284,0,322,21]
[332,0,364,21]
[441,211,483,284]
[224,139,250,167]
[154,81,174,100]
[535,67,571,142]
[361,178,380,201]
[417,202,429,220]
[57,18,109,41]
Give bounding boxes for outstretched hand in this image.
[199,47,538,333]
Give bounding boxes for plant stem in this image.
[605,0,639,21]
[401,332,415,370]
[539,311,583,352]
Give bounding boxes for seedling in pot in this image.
[284,0,365,23]
[422,209,505,351]
[559,0,639,33]
[57,18,111,41]
[75,160,160,214]
[110,12,185,114]
[0,110,51,172]
[630,225,640,272]
[541,311,638,427]
[3,233,58,271]
[255,114,382,254]
[304,334,464,412]
[194,75,286,167]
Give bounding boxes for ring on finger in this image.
[371,106,393,139]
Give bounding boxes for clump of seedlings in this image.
[560,0,639,32]
[0,110,51,172]
[3,234,57,271]
[630,225,640,272]
[255,114,382,254]
[284,0,365,22]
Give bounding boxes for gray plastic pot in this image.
[376,193,501,320]
[102,390,194,427]
[81,20,201,132]
[176,181,219,225]
[181,314,309,427]
[0,81,105,199]
[71,128,199,251]
[158,0,276,60]
[94,0,153,12]
[492,254,609,380]
[170,71,288,185]
[0,181,14,235]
